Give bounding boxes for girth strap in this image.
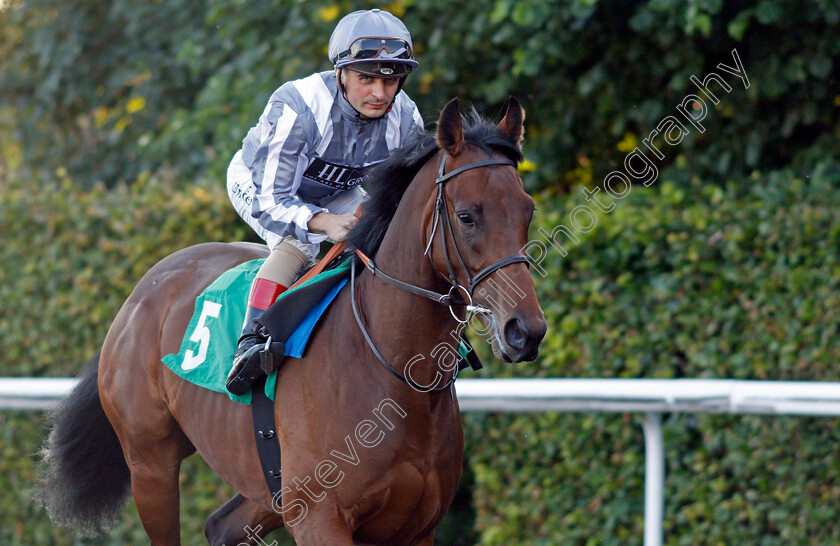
[250,376,283,498]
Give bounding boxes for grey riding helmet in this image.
[329,9,419,78]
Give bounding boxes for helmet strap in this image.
[336,67,347,96]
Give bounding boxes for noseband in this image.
[351,150,529,393]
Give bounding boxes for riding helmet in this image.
[329,9,419,78]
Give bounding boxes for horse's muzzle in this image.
[502,314,547,362]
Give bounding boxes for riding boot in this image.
[226,278,287,395]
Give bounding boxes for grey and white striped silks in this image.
[227,70,423,253]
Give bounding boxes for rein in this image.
[350,151,530,393]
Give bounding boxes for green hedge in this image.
[0,173,249,377]
[0,409,273,545]
[464,155,840,544]
[1,0,837,192]
[2,1,840,541]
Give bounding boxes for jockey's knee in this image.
[259,241,310,287]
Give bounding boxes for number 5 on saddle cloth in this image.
[161,254,354,404]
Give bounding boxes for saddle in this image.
[254,243,356,375]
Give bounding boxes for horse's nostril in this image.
[502,316,547,362]
[503,317,528,350]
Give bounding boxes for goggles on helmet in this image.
[337,38,413,63]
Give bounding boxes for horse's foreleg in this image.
[204,493,284,546]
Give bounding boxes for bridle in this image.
[350,150,530,393]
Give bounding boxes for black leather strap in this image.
[363,258,463,306]
[250,376,283,497]
[351,256,459,394]
[346,151,526,395]
[469,255,530,293]
[436,156,516,184]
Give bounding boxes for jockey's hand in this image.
[308,212,358,242]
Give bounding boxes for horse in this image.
[36,97,547,545]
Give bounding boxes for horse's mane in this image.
[347,110,524,257]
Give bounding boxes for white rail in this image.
[6,377,840,546]
[0,378,78,410]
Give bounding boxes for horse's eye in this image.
[457,212,475,226]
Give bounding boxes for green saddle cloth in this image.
[161,258,351,404]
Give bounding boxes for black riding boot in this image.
[226,306,270,395]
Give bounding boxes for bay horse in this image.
[36,97,546,545]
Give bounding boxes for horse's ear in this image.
[498,96,525,147]
[436,98,465,156]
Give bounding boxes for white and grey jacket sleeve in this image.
[243,92,328,245]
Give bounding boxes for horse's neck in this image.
[354,179,458,393]
[355,256,454,386]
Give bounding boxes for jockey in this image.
[226,9,424,395]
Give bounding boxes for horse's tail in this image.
[34,350,131,537]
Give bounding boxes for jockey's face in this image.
[340,69,401,119]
